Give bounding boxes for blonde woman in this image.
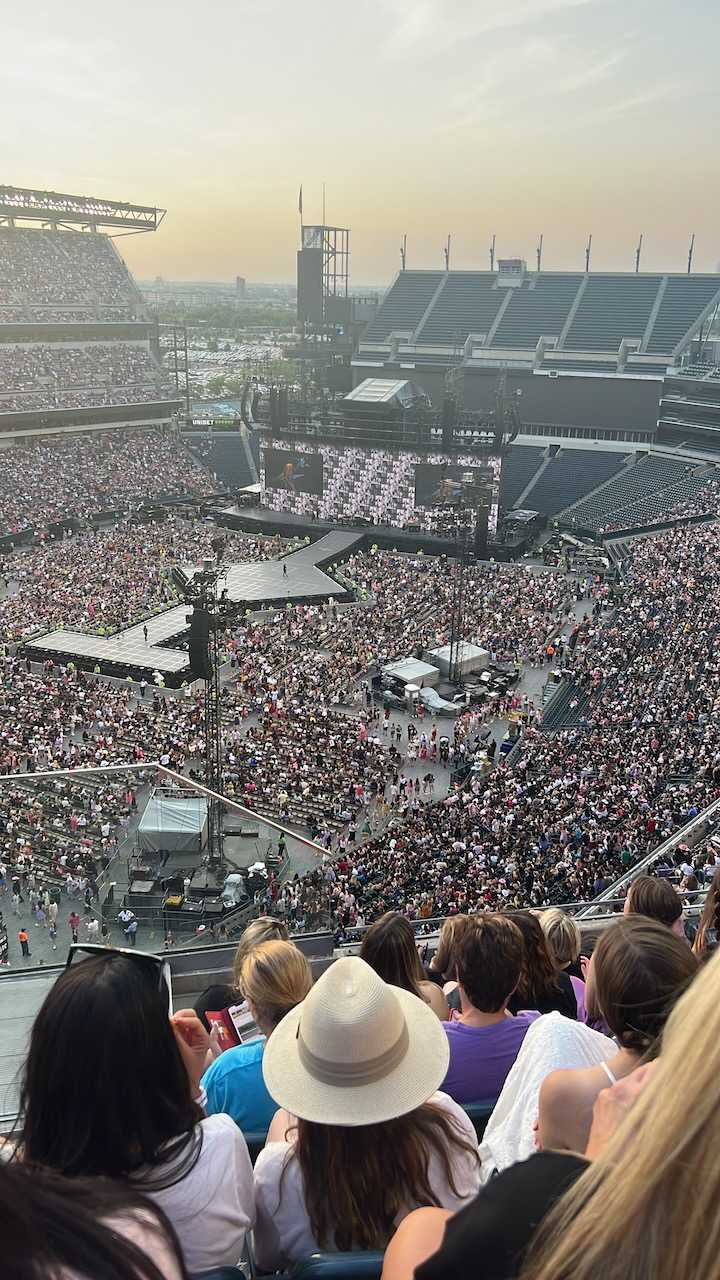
[202,939,311,1134]
[193,916,289,1032]
[539,908,587,1022]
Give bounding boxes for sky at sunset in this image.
[3,0,719,286]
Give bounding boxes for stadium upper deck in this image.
[355,267,720,376]
[0,223,178,426]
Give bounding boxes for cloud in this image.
[583,78,699,121]
[380,0,594,59]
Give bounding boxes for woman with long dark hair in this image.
[1,1160,188,1280]
[506,911,577,1018]
[16,948,254,1274]
[252,957,481,1270]
[360,911,448,1019]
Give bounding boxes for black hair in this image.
[19,952,202,1190]
[0,1160,189,1280]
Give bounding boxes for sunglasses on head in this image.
[65,943,174,1014]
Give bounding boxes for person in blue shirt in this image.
[202,939,312,1135]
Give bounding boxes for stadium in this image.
[2,181,720,1280]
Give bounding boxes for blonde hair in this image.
[239,939,312,1033]
[232,916,289,990]
[540,908,582,969]
[520,946,712,1280]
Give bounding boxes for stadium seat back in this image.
[463,1099,496,1139]
[243,1130,268,1164]
[289,1252,384,1279]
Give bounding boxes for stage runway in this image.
[24,529,366,682]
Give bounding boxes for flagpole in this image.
[322,183,326,226]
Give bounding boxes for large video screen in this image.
[263,448,324,496]
[414,463,497,509]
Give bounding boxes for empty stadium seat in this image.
[646,276,720,355]
[492,274,582,349]
[565,454,688,528]
[463,1099,495,1139]
[498,446,545,510]
[526,448,628,516]
[564,275,663,352]
[418,273,504,346]
[364,272,444,343]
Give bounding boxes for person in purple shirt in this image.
[440,914,539,1105]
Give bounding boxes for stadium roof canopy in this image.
[0,186,164,233]
[354,267,720,375]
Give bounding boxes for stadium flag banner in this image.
[414,462,497,509]
[263,447,324,496]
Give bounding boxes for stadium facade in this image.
[352,263,720,439]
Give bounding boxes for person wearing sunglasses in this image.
[13,945,255,1275]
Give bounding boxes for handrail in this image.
[578,794,720,918]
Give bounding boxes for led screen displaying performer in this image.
[263,448,324,496]
[414,463,496,508]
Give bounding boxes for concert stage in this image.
[217,504,525,562]
[23,528,366,684]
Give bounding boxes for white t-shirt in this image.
[144,1114,255,1274]
[252,1092,481,1272]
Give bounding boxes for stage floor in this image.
[23,529,366,681]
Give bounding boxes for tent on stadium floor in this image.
[138,793,208,854]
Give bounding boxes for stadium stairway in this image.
[498,445,545,510]
[541,680,592,730]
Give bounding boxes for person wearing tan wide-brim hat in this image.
[263,954,451,1126]
[253,958,481,1271]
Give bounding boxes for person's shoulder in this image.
[253,1140,295,1187]
[427,1090,477,1136]
[539,1062,594,1110]
[199,1111,245,1143]
[205,1039,265,1081]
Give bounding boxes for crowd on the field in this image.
[0,517,278,642]
[0,430,215,538]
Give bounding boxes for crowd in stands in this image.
[0,430,214,537]
[0,226,141,322]
[7,902,718,1279]
[0,342,171,413]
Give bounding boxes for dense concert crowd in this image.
[254,520,720,930]
[0,516,278,641]
[0,226,140,321]
[0,342,170,413]
[0,430,214,537]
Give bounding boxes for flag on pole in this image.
[298,185,303,219]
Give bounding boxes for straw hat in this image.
[262,956,450,1126]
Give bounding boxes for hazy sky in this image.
[3,0,719,284]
